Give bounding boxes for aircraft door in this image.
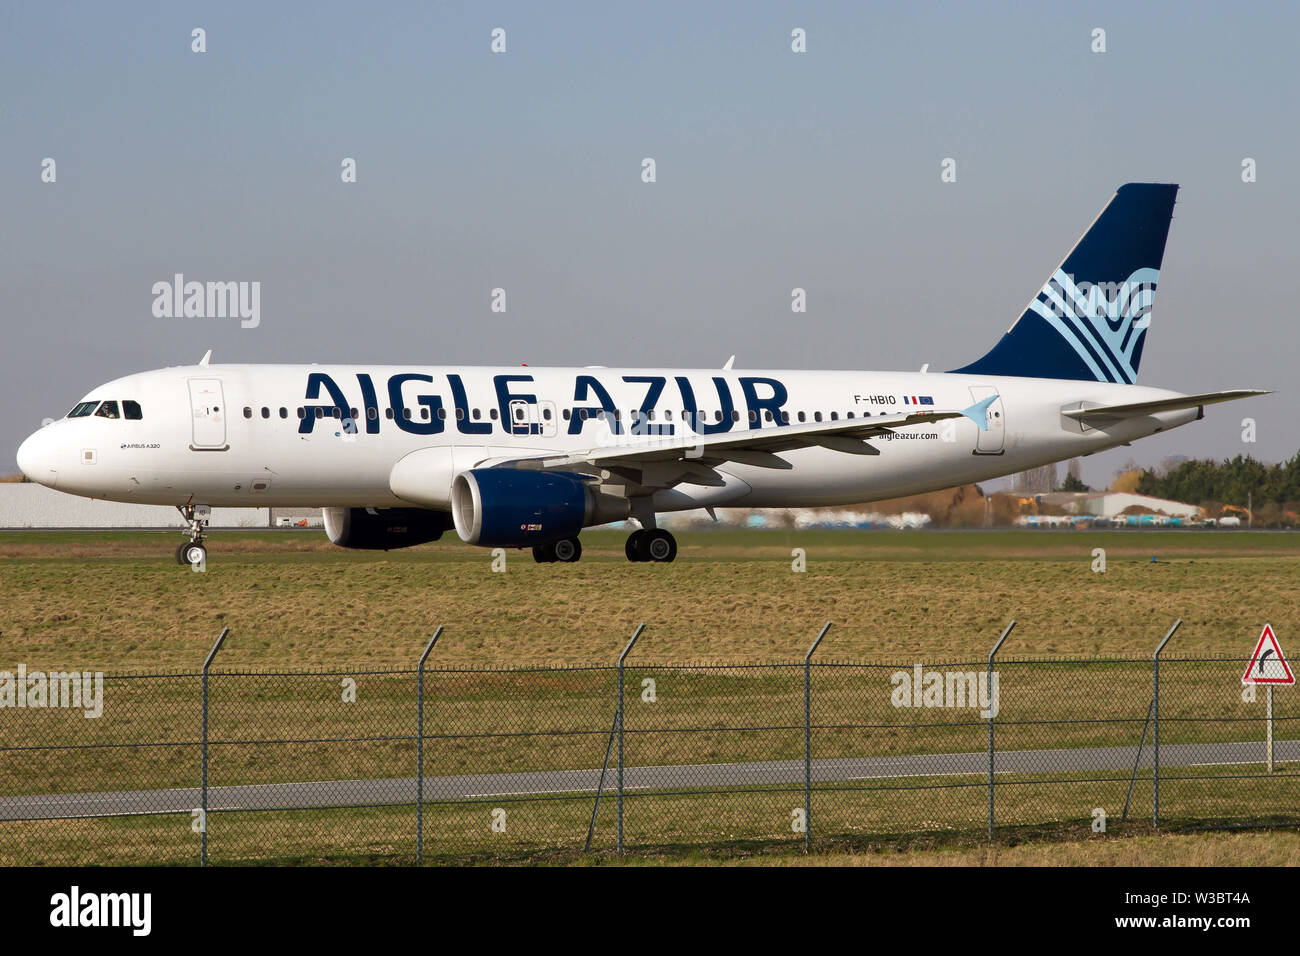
[538,401,557,437]
[188,378,229,451]
[508,399,535,436]
[969,385,1005,454]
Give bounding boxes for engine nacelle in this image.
[452,469,625,547]
[323,507,452,550]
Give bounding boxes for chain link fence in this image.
[1,620,1296,865]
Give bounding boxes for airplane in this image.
[15,183,1269,567]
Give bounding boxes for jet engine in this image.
[323,507,452,550]
[451,468,627,547]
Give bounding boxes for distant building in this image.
[1034,491,1203,519]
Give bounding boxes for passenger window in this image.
[815,412,823,422]
[95,401,120,419]
[563,409,571,420]
[367,407,377,421]
[385,408,393,420]
[797,412,806,423]
[543,408,552,420]
[123,401,143,420]
[456,408,464,420]
[438,408,447,420]
[472,408,481,420]
[402,408,411,420]
[261,407,270,418]
[280,407,288,419]
[243,407,252,418]
[830,411,838,421]
[781,411,790,424]
[421,408,430,420]
[490,408,498,420]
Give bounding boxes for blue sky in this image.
[3,1,1296,486]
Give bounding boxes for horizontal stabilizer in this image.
[1062,389,1270,424]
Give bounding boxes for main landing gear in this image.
[175,504,209,567]
[625,528,677,563]
[533,537,583,563]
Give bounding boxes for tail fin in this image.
[952,183,1178,384]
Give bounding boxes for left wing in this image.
[480,395,998,489]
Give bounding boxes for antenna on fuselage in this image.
[722,355,735,370]
[199,350,212,367]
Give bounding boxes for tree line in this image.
[1135,452,1300,512]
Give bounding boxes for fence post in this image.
[617,623,645,856]
[987,620,1015,842]
[1121,699,1155,823]
[804,622,832,853]
[201,627,228,868]
[1152,618,1181,828]
[415,626,443,865]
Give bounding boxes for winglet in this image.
[960,394,999,431]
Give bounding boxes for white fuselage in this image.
[16,364,1199,515]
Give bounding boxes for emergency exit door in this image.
[969,385,1005,455]
[188,379,229,450]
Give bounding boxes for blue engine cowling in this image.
[451,469,591,547]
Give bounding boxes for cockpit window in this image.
[94,401,120,419]
[123,400,143,420]
[67,401,98,418]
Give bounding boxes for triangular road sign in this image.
[1242,624,1294,684]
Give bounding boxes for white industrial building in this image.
[1035,491,1203,519]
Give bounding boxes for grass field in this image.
[1,528,1298,668]
[2,527,1297,866]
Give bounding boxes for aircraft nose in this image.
[16,427,59,488]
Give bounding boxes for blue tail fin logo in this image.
[952,183,1179,384]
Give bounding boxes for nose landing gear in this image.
[175,504,210,567]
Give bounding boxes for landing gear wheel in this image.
[175,503,210,568]
[553,537,582,563]
[532,543,557,563]
[625,529,649,562]
[645,529,677,563]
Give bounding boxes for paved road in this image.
[2,738,1296,821]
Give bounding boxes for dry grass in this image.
[634,829,1300,867]
[0,529,1297,668]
